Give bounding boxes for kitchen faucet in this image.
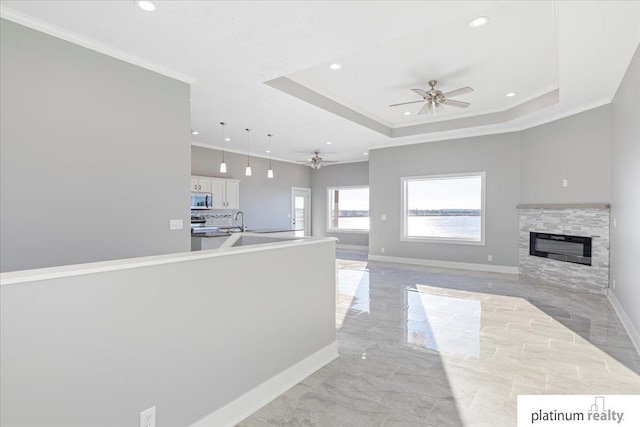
[234,211,246,232]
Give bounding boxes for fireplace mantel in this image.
[517,203,610,209]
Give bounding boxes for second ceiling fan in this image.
[390,80,473,115]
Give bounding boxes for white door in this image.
[291,188,311,237]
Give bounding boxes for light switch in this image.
[562,179,568,187]
[169,219,183,230]
[381,214,387,221]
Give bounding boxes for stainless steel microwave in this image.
[191,193,213,210]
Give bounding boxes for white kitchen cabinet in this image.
[210,178,240,209]
[191,177,211,193]
[224,180,240,209]
[191,176,240,209]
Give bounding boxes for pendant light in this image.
[267,133,274,179]
[219,122,227,173]
[245,128,252,176]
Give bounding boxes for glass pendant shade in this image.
[267,168,274,178]
[219,162,227,173]
[245,166,252,176]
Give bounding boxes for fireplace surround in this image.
[517,204,609,295]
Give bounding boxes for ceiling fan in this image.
[390,80,473,115]
[297,151,338,169]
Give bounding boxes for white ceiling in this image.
[1,1,639,165]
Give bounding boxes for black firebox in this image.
[529,232,592,266]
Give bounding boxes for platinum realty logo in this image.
[517,395,640,426]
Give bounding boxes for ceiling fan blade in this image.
[389,100,425,107]
[411,88,429,98]
[417,103,431,115]
[442,87,473,98]
[441,99,470,108]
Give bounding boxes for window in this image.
[402,172,485,244]
[327,186,369,232]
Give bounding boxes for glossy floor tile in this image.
[238,251,640,427]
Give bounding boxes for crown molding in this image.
[0,6,194,84]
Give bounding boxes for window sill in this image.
[401,236,485,246]
[327,229,369,235]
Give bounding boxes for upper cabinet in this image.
[191,177,211,193]
[191,176,239,210]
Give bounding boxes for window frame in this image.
[326,185,370,234]
[401,172,486,245]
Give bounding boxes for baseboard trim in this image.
[336,244,368,251]
[608,292,640,357]
[367,254,519,275]
[190,341,338,427]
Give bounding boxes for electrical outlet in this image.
[381,214,387,220]
[140,406,156,427]
[488,255,493,262]
[169,219,183,230]
[562,179,568,187]
[381,247,385,253]
[613,218,617,228]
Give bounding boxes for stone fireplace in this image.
[517,204,610,295]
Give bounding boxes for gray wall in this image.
[1,241,336,426]
[311,162,369,247]
[191,146,311,230]
[520,105,612,203]
[0,19,191,272]
[610,45,640,336]
[369,133,522,267]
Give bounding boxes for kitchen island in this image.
[191,228,299,251]
[1,234,337,426]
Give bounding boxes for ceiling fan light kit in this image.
[390,80,473,115]
[297,151,338,170]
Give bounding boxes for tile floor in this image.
[238,250,640,426]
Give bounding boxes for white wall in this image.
[610,45,640,342]
[1,240,336,426]
[0,19,191,272]
[311,162,369,247]
[191,146,311,230]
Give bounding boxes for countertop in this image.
[192,228,297,238]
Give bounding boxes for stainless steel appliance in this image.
[191,192,213,210]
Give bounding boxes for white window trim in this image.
[400,172,486,246]
[327,185,369,234]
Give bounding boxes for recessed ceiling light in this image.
[506,92,517,97]
[469,16,489,28]
[266,150,271,153]
[326,141,332,145]
[329,63,342,70]
[224,137,230,141]
[191,130,199,135]
[403,111,411,116]
[136,1,156,12]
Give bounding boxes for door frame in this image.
[291,187,311,236]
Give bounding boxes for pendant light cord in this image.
[220,122,226,162]
[245,128,251,166]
